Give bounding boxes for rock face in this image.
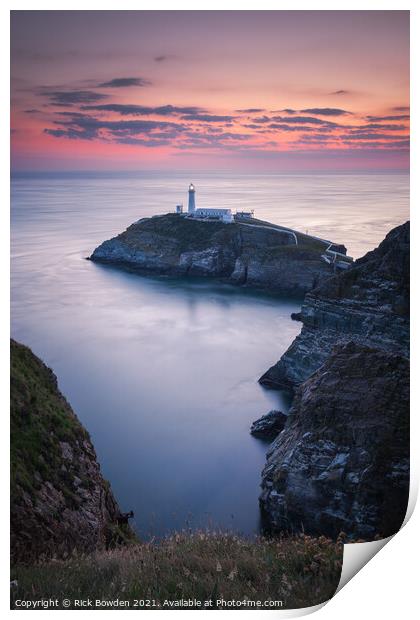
[260,343,409,540]
[250,410,288,439]
[90,214,342,295]
[290,312,302,322]
[260,222,409,390]
[11,340,123,564]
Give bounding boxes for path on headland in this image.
[236,219,336,248]
[236,218,352,269]
[237,220,299,245]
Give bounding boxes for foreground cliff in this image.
[10,339,344,609]
[90,214,345,295]
[260,221,409,389]
[11,339,123,564]
[260,342,409,540]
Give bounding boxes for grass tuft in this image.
[11,531,343,610]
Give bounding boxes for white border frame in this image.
[3,3,417,619]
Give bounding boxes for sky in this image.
[11,10,410,172]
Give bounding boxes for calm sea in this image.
[11,171,409,538]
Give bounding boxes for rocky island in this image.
[90,212,351,296]
[250,410,288,439]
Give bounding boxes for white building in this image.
[236,210,254,219]
[194,208,233,223]
[185,183,233,223]
[175,183,237,223]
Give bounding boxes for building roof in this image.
[195,208,231,213]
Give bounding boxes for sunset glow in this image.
[11,11,410,172]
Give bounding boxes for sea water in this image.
[11,171,409,537]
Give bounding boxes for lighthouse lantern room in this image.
[188,183,196,213]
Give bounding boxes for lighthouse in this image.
[188,183,196,213]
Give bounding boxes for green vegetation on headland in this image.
[124,214,231,253]
[11,532,343,610]
[119,214,329,257]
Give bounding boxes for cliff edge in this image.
[260,342,409,540]
[11,339,123,564]
[260,221,409,389]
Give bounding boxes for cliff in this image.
[11,339,123,564]
[260,221,409,389]
[260,342,409,540]
[90,214,345,295]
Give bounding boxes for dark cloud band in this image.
[98,77,151,88]
[81,104,205,117]
[40,89,109,105]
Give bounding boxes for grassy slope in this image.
[11,339,90,509]
[240,217,329,252]
[121,214,229,253]
[121,214,328,261]
[11,532,343,610]
[11,340,135,565]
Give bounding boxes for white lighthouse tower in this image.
[188,183,196,214]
